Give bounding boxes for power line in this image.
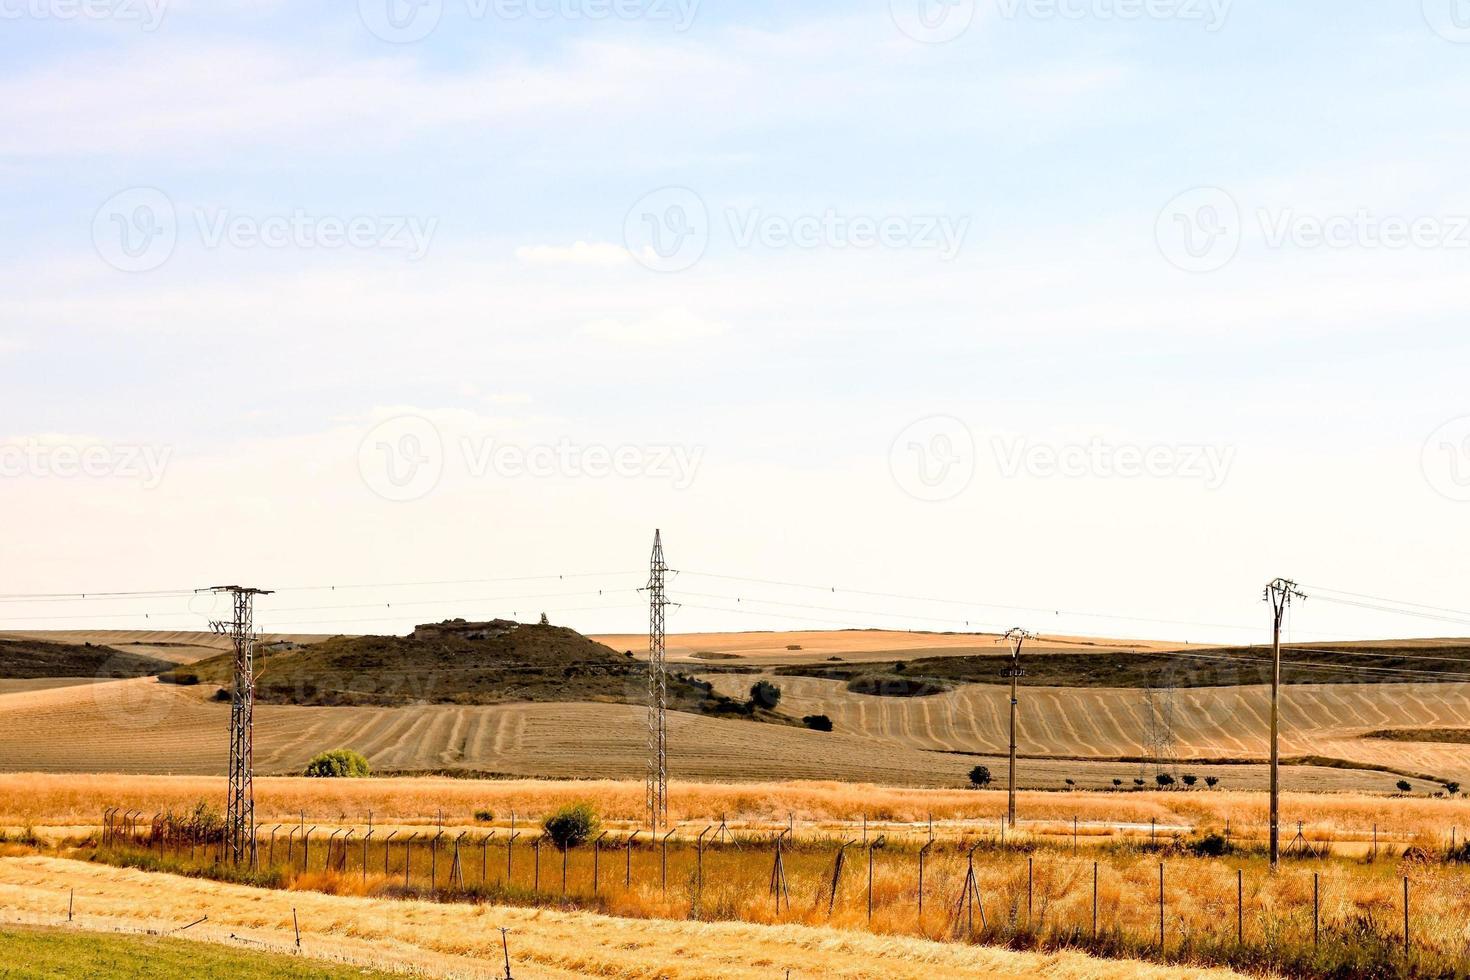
[1302,584,1470,621]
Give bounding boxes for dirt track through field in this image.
[0,856,1251,979]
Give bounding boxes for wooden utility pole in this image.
[1264,577,1305,870]
[1002,628,1033,828]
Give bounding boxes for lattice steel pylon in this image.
[201,584,273,865]
[645,531,669,833]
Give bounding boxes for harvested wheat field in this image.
[0,677,1423,792]
[0,856,1250,980]
[697,672,1470,785]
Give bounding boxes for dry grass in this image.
[0,855,1252,979]
[8,774,1469,854]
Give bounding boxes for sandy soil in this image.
[0,855,1253,979]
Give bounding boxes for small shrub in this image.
[1182,774,1198,788]
[1111,778,1123,789]
[1445,781,1461,796]
[1189,832,1230,857]
[1205,776,1220,789]
[1396,779,1412,794]
[1156,773,1175,788]
[542,803,600,848]
[1132,778,1145,789]
[750,680,782,709]
[802,714,834,732]
[211,688,231,702]
[473,809,495,823]
[159,672,199,686]
[1064,778,1076,790]
[303,749,371,778]
[969,765,992,789]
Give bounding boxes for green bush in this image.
[969,765,992,788]
[302,749,371,778]
[802,714,833,732]
[473,809,495,823]
[542,803,600,849]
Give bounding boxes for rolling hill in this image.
[0,637,172,680]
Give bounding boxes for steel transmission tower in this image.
[645,531,669,832]
[202,584,273,865]
[1264,577,1305,870]
[1002,627,1032,828]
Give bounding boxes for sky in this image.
[1,0,1469,644]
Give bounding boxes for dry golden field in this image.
[0,676,1436,793]
[0,855,1253,979]
[7,775,1468,852]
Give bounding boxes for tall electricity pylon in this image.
[645,532,669,833]
[1264,577,1306,870]
[202,584,273,866]
[1002,627,1032,828]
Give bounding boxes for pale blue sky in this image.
[1,1,1468,642]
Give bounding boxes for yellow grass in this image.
[6,774,1468,849]
[0,855,1252,979]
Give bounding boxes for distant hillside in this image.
[774,641,1470,689]
[0,638,173,679]
[167,619,785,721]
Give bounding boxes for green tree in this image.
[968,765,992,788]
[542,803,600,848]
[1397,779,1413,794]
[1156,773,1176,788]
[302,749,370,778]
[1205,776,1220,789]
[1182,774,1198,788]
[802,714,833,732]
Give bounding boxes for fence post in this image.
[362,828,372,883]
[1073,816,1078,852]
[593,832,608,895]
[1092,861,1098,937]
[384,831,397,876]
[917,839,934,919]
[866,835,885,922]
[1237,867,1243,945]
[481,832,495,886]
[404,834,416,888]
[533,838,542,892]
[561,843,568,897]
[303,827,315,874]
[507,831,521,884]
[695,827,712,916]
[431,832,443,893]
[625,831,638,890]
